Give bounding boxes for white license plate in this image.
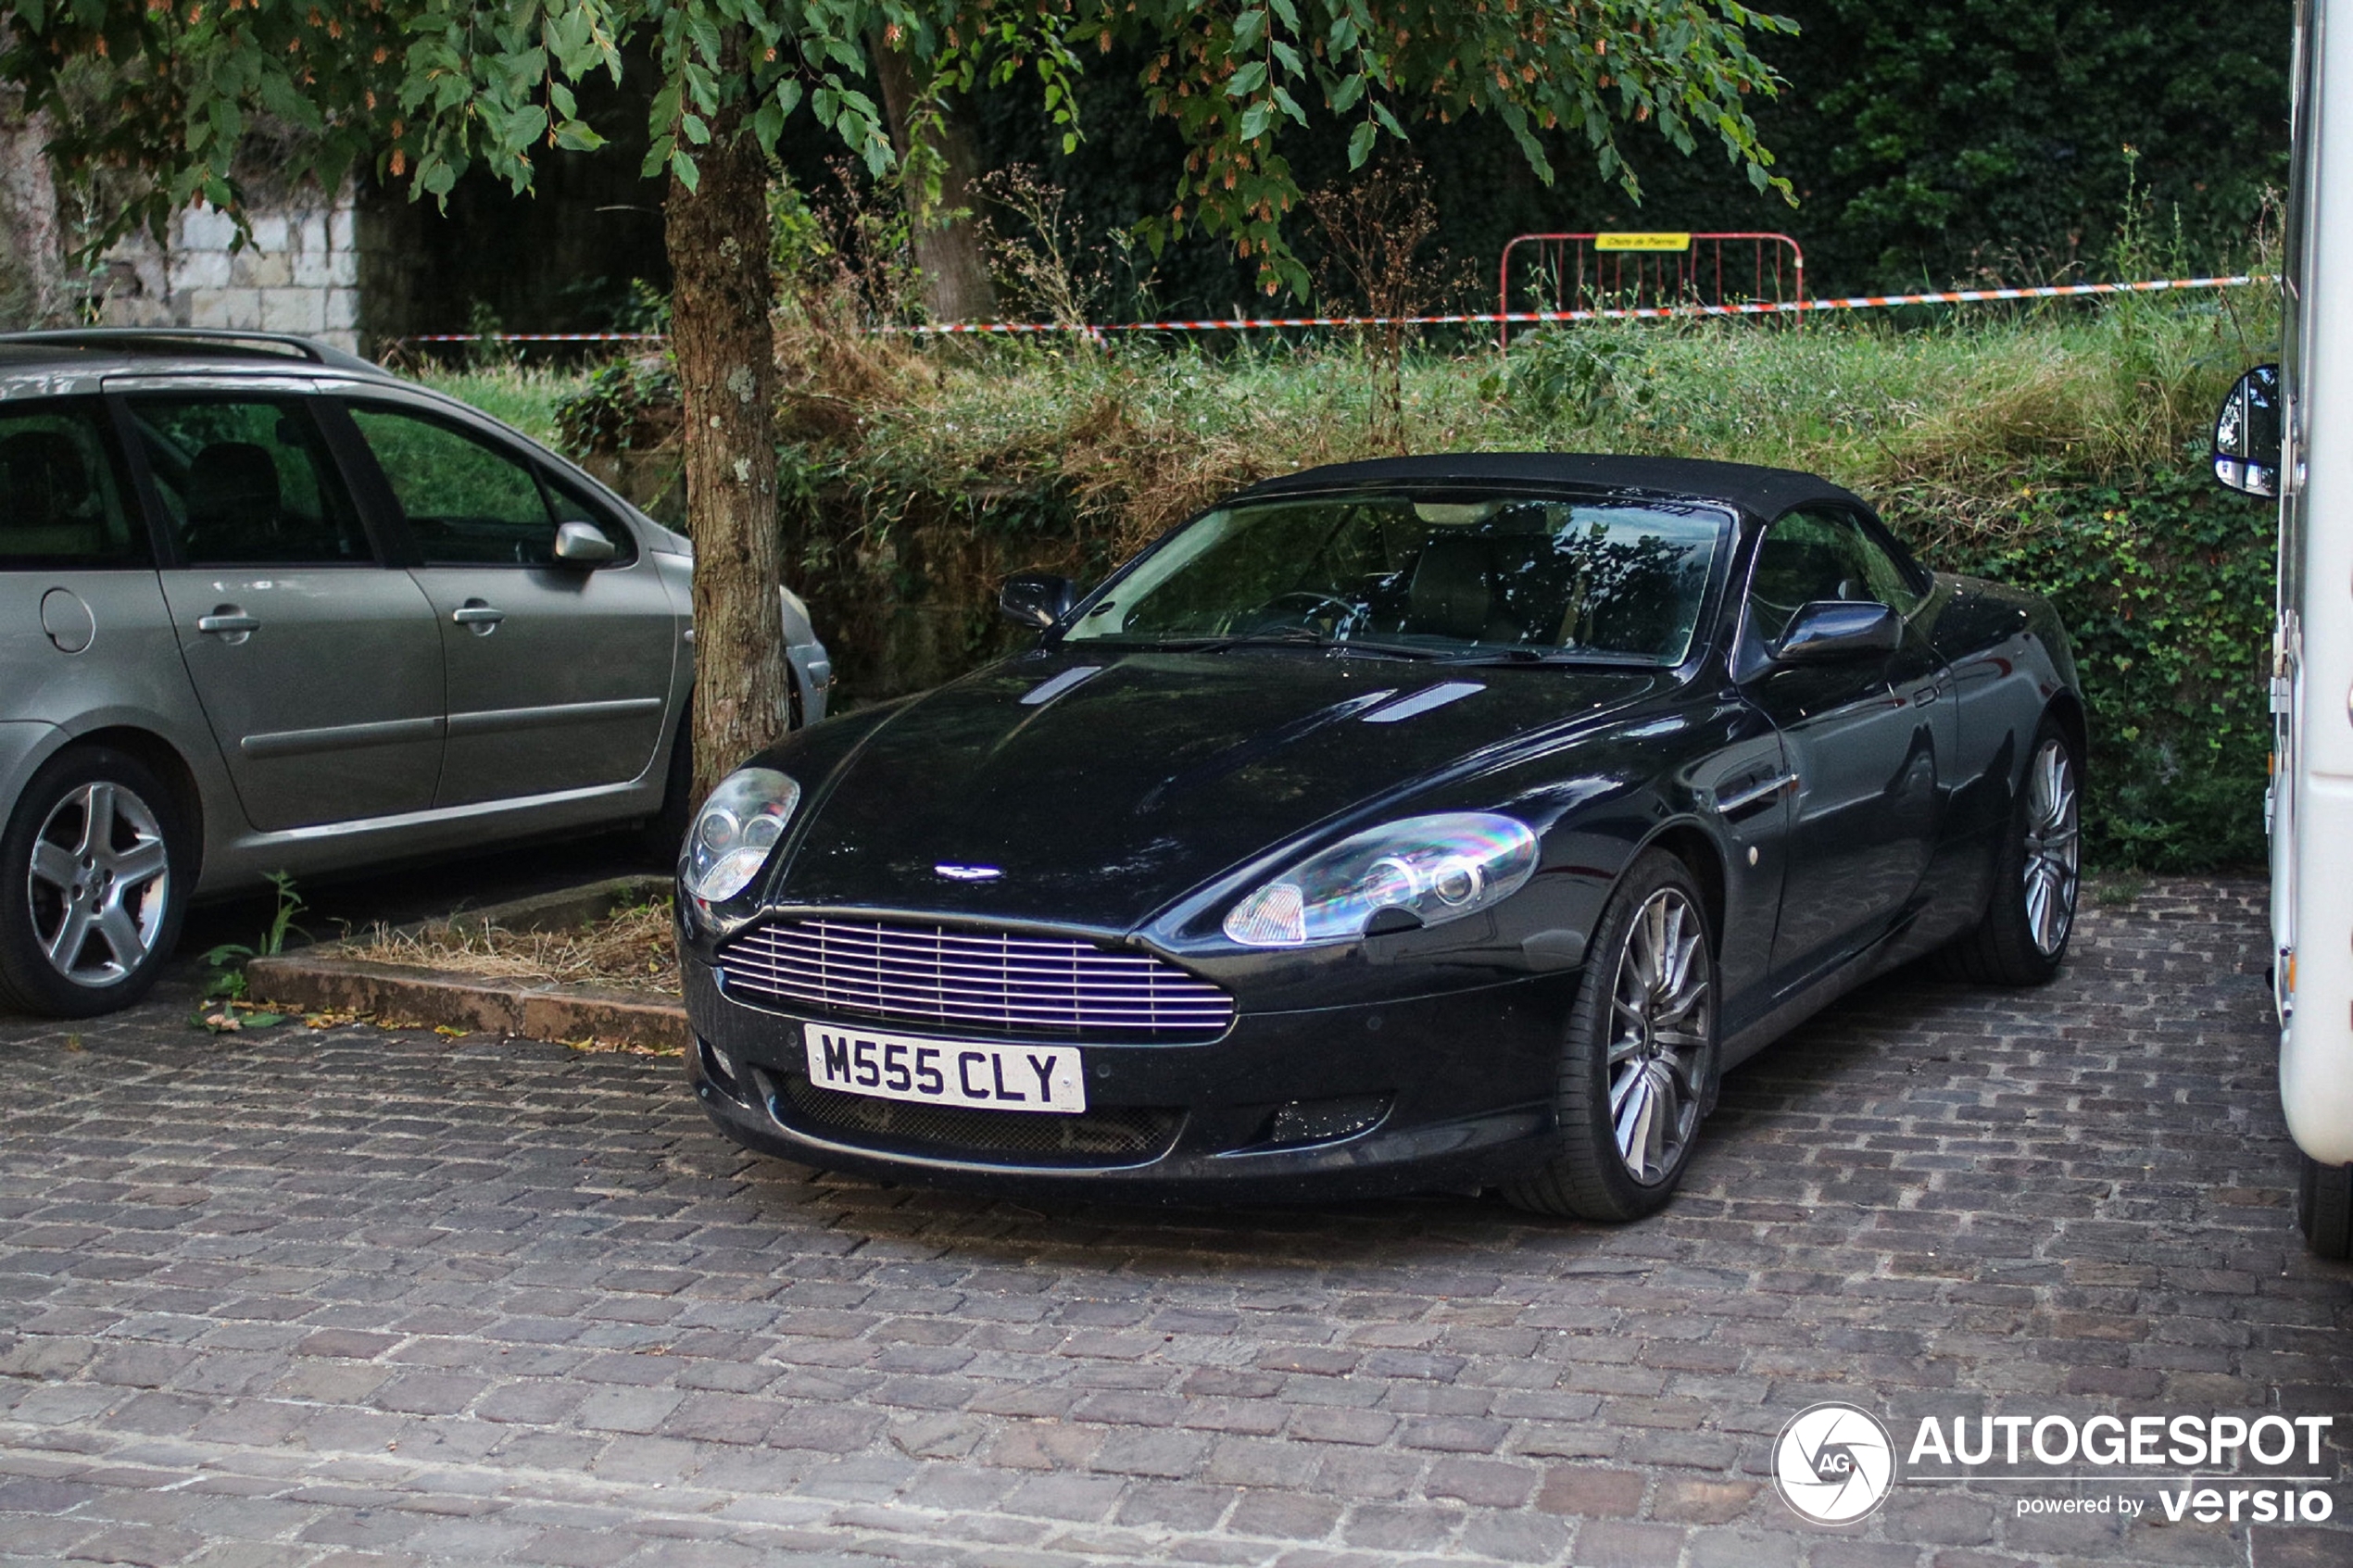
[803,1027,1087,1114]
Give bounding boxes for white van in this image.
[2211,0,2353,1258]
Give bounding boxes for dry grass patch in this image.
[345,897,682,997]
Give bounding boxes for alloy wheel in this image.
[2021,737,2081,958]
[1606,887,1712,1185]
[27,782,171,987]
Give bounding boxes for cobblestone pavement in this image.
[1,879,2347,1567]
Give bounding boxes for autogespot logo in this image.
[1775,1402,1899,1524]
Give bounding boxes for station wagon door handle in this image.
[451,600,506,633]
[196,609,259,637]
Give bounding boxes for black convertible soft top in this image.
[1234,452,1868,521]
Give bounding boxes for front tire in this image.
[2297,1154,2353,1260]
[1943,717,2081,986]
[0,746,189,1018]
[1503,849,1718,1222]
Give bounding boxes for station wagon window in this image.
[346,405,565,567]
[1744,508,1923,646]
[128,396,371,565]
[0,399,145,569]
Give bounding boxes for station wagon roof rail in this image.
[0,328,388,379]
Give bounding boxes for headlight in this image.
[685,767,802,904]
[1223,811,1540,947]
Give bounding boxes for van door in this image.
[122,392,447,832]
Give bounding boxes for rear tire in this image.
[1502,849,1717,1222]
[2297,1153,2353,1261]
[0,746,189,1018]
[1942,716,2081,986]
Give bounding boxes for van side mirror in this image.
[2212,364,2282,498]
[1000,571,1076,630]
[552,519,618,564]
[1773,600,1901,663]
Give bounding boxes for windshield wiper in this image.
[1152,627,1335,654]
[1151,629,1429,659]
[1426,646,1655,668]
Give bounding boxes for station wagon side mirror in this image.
[1000,571,1076,630]
[552,519,618,565]
[1772,600,1902,663]
[2212,364,2282,498]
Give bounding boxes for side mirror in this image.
[553,519,618,565]
[999,571,1076,631]
[2212,364,2282,497]
[1773,600,1902,663]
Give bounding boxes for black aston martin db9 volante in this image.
[677,454,2082,1220]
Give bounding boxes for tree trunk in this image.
[665,93,787,804]
[0,86,69,327]
[871,40,997,322]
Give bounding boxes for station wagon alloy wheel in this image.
[0,747,189,1017]
[2022,737,2080,958]
[29,782,172,986]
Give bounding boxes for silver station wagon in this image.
[0,328,831,1017]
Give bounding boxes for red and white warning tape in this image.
[398,331,670,344]
[392,275,2271,346]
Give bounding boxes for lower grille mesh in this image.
[768,1072,1181,1166]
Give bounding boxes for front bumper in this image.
[682,954,1576,1203]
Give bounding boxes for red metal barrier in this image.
[1498,232,1805,349]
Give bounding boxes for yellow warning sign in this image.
[1594,232,1692,252]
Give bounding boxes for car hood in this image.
[771,649,1669,933]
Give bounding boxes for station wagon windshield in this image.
[1063,494,1730,665]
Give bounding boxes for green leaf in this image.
[1347,119,1378,169]
[1227,59,1267,98]
[1231,8,1266,50]
[1239,100,1272,141]
[670,146,700,192]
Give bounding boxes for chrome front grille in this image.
[715,917,1236,1039]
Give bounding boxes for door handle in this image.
[196,608,259,638]
[1715,771,1799,816]
[452,600,506,634]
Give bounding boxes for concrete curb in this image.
[245,874,689,1053]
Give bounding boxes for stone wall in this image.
[97,181,364,353]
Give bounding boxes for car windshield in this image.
[1063,492,1730,664]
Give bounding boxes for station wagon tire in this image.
[1503,849,1718,1223]
[2297,1153,2353,1260]
[1942,716,2082,986]
[0,746,190,1018]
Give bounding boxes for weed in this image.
[195,872,306,1031]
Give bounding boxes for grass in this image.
[404,360,581,448]
[344,898,681,997]
[806,290,2276,562]
[410,288,2275,554]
